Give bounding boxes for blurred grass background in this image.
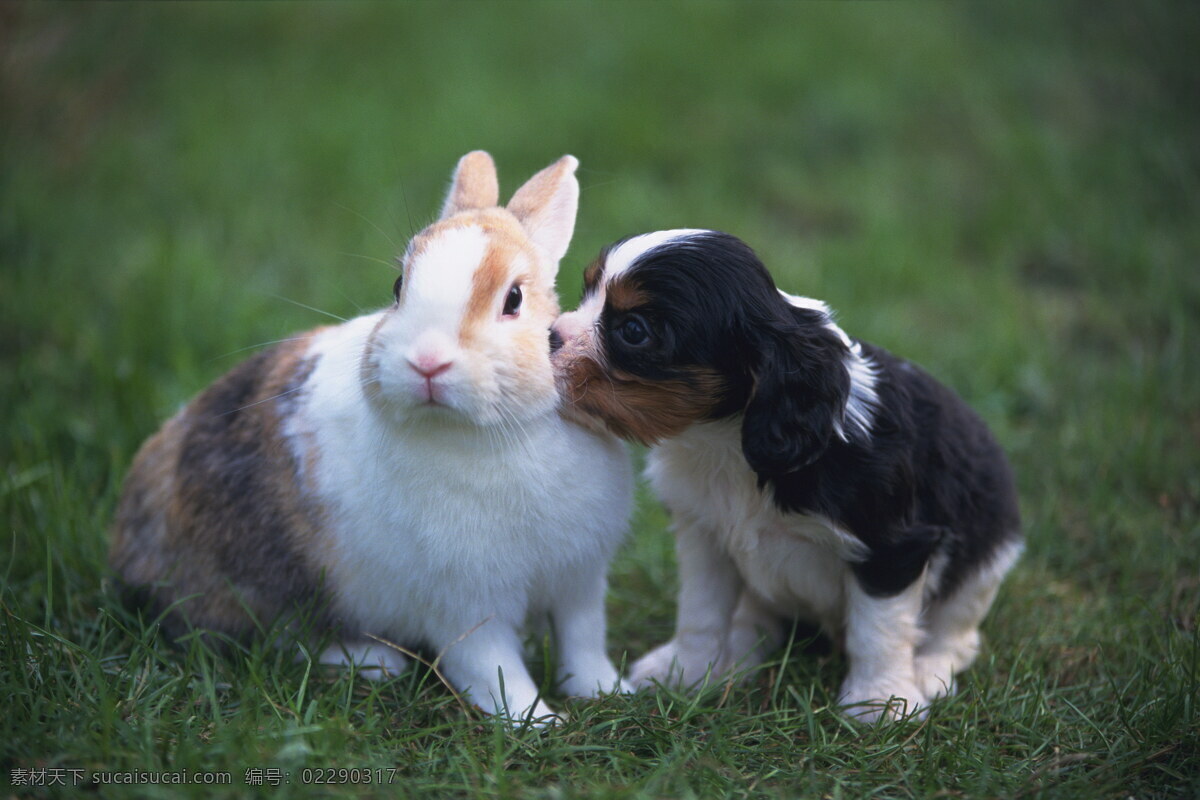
[2,2,1198,798]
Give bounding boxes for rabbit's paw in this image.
[560,664,627,699]
[317,640,410,681]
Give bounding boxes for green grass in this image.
[3,1,1198,797]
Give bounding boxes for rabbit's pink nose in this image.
[408,356,453,379]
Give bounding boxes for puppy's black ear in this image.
[740,316,849,481]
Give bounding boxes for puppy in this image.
[551,229,1022,721]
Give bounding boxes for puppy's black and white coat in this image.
[551,230,1022,721]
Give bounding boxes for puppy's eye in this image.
[616,315,650,347]
[392,273,403,302]
[503,284,522,317]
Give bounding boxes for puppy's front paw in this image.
[837,676,928,723]
[628,639,722,690]
[628,641,682,689]
[914,630,979,700]
[913,653,958,701]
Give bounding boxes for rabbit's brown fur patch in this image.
[111,333,337,641]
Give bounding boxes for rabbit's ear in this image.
[506,155,579,265]
[440,151,500,218]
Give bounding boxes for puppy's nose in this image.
[552,311,589,344]
[548,328,564,353]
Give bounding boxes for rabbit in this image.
[110,152,634,723]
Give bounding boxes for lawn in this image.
[2,2,1198,798]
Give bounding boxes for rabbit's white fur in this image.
[291,311,632,718]
[111,152,633,723]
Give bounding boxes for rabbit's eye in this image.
[503,284,522,317]
[392,273,403,302]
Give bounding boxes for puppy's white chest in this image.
[647,420,856,626]
[728,518,849,625]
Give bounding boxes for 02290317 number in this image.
[301,768,397,785]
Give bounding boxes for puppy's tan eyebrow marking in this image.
[583,252,606,294]
[604,277,647,313]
